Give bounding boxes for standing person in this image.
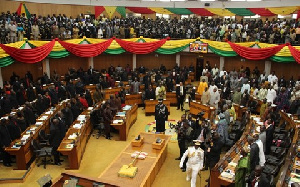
[247,135,260,172]
[0,119,12,167]
[254,134,265,167]
[50,119,62,165]
[209,88,220,110]
[180,141,204,187]
[265,119,274,155]
[131,77,140,94]
[259,126,267,153]
[206,133,224,184]
[155,99,168,133]
[176,82,185,111]
[248,165,270,187]
[235,148,250,187]
[197,79,208,95]
[232,88,242,105]
[201,87,210,105]
[103,102,113,140]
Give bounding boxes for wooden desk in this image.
[125,94,142,105]
[189,101,215,122]
[166,92,177,106]
[144,100,171,116]
[58,107,95,170]
[104,86,131,100]
[5,100,68,170]
[195,93,201,102]
[111,104,138,141]
[52,172,115,187]
[98,132,171,187]
[233,104,247,120]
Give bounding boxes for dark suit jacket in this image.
[50,125,61,147]
[23,107,36,125]
[0,125,12,147]
[176,86,186,97]
[145,89,155,100]
[250,142,260,171]
[248,172,270,187]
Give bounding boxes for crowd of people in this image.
[0,62,300,187]
[1,10,300,44]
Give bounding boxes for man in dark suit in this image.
[49,85,58,106]
[62,103,73,129]
[23,102,36,126]
[248,165,270,187]
[50,119,62,165]
[155,99,168,133]
[7,115,21,141]
[103,102,113,140]
[145,85,156,100]
[0,119,12,167]
[248,135,260,172]
[265,119,274,155]
[176,82,185,111]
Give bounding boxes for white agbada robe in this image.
[256,139,265,166]
[266,89,277,103]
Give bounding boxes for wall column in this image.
[220,57,225,70]
[265,61,271,76]
[42,58,50,77]
[0,67,3,88]
[88,57,94,69]
[176,54,180,67]
[133,54,137,70]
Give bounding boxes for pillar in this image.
[176,54,180,67]
[133,54,137,70]
[220,57,225,70]
[0,67,3,88]
[42,58,50,77]
[88,57,94,69]
[265,61,271,76]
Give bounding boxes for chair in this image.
[31,139,53,169]
[39,129,50,146]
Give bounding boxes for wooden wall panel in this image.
[180,53,198,68]
[136,54,176,70]
[271,61,300,79]
[224,57,265,73]
[2,61,43,82]
[94,54,132,71]
[49,55,89,77]
[0,1,120,18]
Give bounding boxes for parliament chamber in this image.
[1,0,300,187]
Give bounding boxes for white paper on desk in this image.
[150,99,153,100]
[1,116,8,120]
[11,112,16,115]
[30,127,37,131]
[228,162,237,167]
[18,107,24,110]
[126,94,130,95]
[45,111,52,115]
[256,121,263,126]
[78,115,86,119]
[73,123,82,129]
[35,122,43,126]
[253,117,260,122]
[87,107,93,110]
[210,107,214,109]
[113,120,123,124]
[256,127,261,133]
[68,134,77,140]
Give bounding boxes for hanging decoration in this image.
[95,6,105,18]
[0,40,55,63]
[188,8,215,16]
[58,38,113,57]
[288,45,300,64]
[227,40,287,60]
[16,3,31,19]
[105,6,117,19]
[115,37,169,54]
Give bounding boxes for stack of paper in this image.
[113,120,123,124]
[116,112,126,117]
[39,116,48,121]
[123,105,132,111]
[73,123,82,129]
[66,144,74,149]
[36,122,43,126]
[45,111,52,115]
[87,107,93,110]
[21,135,30,142]
[68,133,77,140]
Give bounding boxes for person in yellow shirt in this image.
[197,79,208,95]
[130,27,135,38]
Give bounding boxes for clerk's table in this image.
[98,132,171,187]
[144,99,171,116]
[189,101,215,121]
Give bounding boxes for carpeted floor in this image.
[0,104,210,187]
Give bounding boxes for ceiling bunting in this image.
[115,37,169,54]
[226,8,255,16]
[288,45,300,64]
[206,8,235,16]
[105,6,117,19]
[149,8,173,14]
[188,8,215,16]
[116,6,126,18]
[126,7,155,14]
[227,40,286,60]
[95,6,105,18]
[247,8,275,16]
[0,40,55,63]
[58,38,113,57]
[165,8,193,15]
[267,6,298,15]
